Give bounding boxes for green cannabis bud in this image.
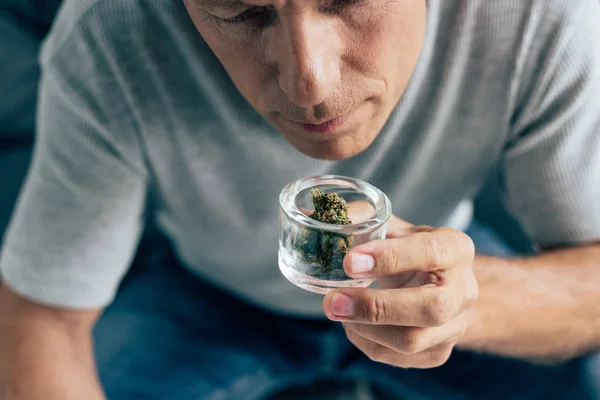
[309,188,352,225]
[295,189,353,277]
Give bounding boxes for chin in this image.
[285,132,376,161]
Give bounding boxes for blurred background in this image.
[0,0,62,236]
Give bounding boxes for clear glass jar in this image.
[278,175,392,294]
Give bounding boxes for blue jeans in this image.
[94,222,599,399]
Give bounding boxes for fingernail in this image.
[331,293,354,318]
[351,253,375,274]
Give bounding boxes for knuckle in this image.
[368,343,391,364]
[365,293,390,324]
[423,234,444,269]
[389,356,411,368]
[426,290,455,326]
[399,329,422,354]
[429,346,453,368]
[438,228,475,265]
[465,273,479,306]
[464,237,476,260]
[457,232,476,261]
[382,242,401,272]
[449,324,468,344]
[414,225,434,233]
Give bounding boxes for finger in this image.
[346,201,376,222]
[298,207,313,216]
[342,313,467,354]
[345,328,454,369]
[323,287,464,327]
[385,215,416,238]
[344,228,475,278]
[386,216,436,239]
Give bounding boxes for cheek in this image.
[344,1,426,88]
[381,2,427,79]
[208,40,266,103]
[221,49,271,111]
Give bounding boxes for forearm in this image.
[0,285,106,400]
[458,243,600,362]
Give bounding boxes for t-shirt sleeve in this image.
[502,0,600,249]
[0,14,149,309]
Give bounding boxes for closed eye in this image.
[219,6,277,28]
[321,0,362,14]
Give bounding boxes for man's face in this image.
[184,0,427,160]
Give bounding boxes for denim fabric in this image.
[94,222,599,400]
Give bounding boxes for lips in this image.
[279,110,353,135]
[302,116,346,133]
[274,99,367,136]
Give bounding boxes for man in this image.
[0,0,599,399]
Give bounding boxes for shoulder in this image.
[432,0,596,47]
[427,0,599,100]
[470,0,598,55]
[432,0,594,44]
[37,0,203,107]
[464,0,593,27]
[40,0,193,67]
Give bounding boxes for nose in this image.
[269,14,341,108]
